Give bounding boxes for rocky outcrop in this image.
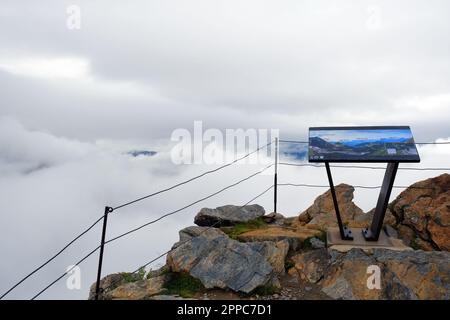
[390,173,450,251]
[89,273,141,300]
[289,249,329,283]
[237,226,322,251]
[262,212,286,225]
[172,225,225,248]
[91,173,450,300]
[166,226,287,293]
[372,249,450,299]
[106,275,167,300]
[309,237,326,249]
[294,184,364,231]
[289,248,450,300]
[354,207,397,228]
[247,240,289,275]
[321,249,412,300]
[291,174,449,252]
[194,204,265,227]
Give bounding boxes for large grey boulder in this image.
[247,240,289,275]
[166,226,286,293]
[194,204,265,227]
[172,226,226,249]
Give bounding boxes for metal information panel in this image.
[309,126,420,163]
[308,126,420,242]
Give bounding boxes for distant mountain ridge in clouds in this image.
[127,150,157,157]
[280,143,308,161]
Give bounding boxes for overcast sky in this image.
[0,0,449,300]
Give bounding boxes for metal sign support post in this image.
[363,162,399,241]
[309,126,419,243]
[95,206,113,300]
[325,161,400,242]
[325,162,354,240]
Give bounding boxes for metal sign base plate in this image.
[327,227,393,248]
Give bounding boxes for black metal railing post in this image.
[274,137,278,213]
[95,206,113,300]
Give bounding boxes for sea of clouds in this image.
[0,117,448,299]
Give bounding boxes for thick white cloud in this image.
[0,0,449,140]
[0,56,90,80]
[0,0,449,299]
[0,118,277,299]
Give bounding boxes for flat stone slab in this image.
[238,226,322,251]
[327,228,412,252]
[194,204,265,227]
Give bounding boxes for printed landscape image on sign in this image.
[309,126,420,162]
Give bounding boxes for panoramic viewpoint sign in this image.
[309,126,420,163]
[308,126,421,242]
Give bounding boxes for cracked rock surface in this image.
[288,248,450,300]
[390,173,450,251]
[167,226,287,293]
